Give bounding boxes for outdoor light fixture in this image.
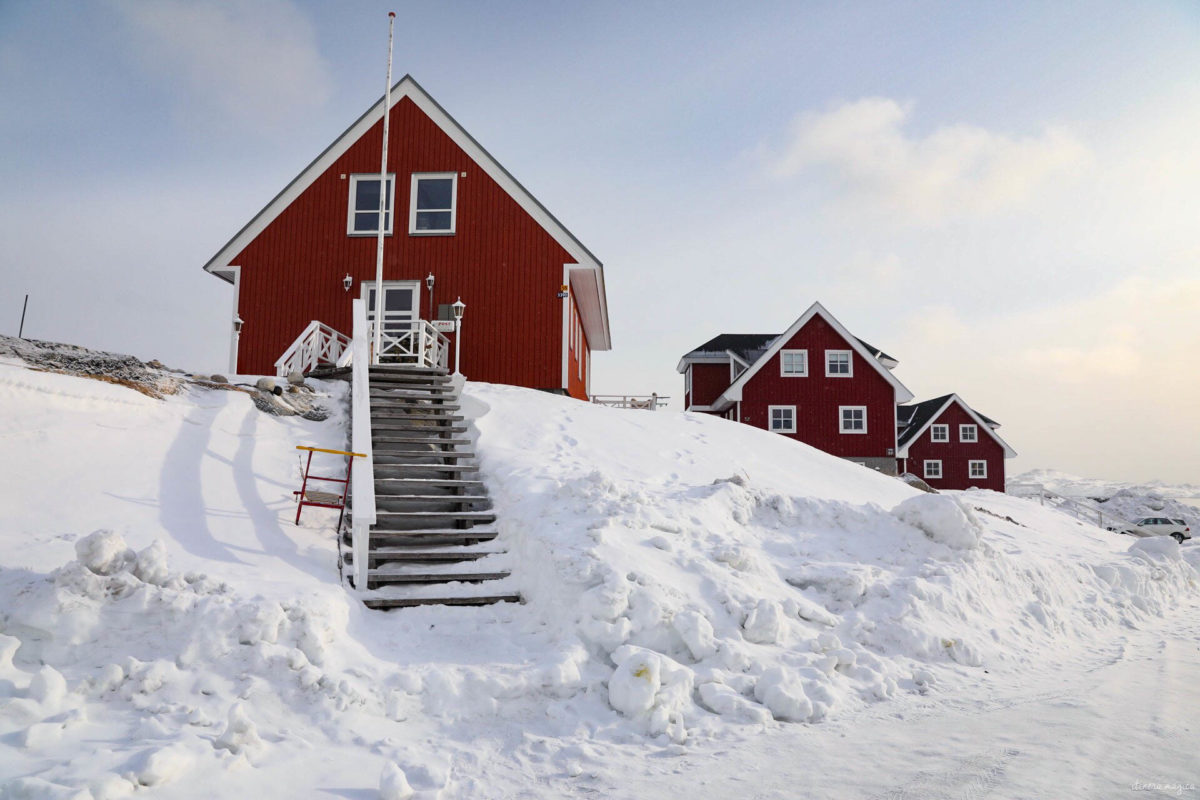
[343,274,353,292]
[232,315,244,333]
[452,297,465,376]
[426,273,435,320]
[425,273,435,292]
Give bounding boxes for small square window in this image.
[780,350,808,377]
[839,405,867,434]
[409,173,457,234]
[826,350,852,377]
[347,174,394,235]
[969,460,987,479]
[960,424,978,443]
[931,424,948,442]
[924,460,942,479]
[768,405,796,433]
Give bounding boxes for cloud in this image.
[766,97,1091,224]
[111,0,331,134]
[893,275,1200,483]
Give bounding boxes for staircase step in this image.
[370,413,465,422]
[370,387,455,397]
[370,401,461,411]
[373,478,484,489]
[363,594,521,610]
[374,510,496,523]
[373,463,479,474]
[371,447,472,457]
[369,365,449,376]
[370,373,453,385]
[374,493,490,503]
[371,423,468,434]
[373,436,472,446]
[347,529,498,546]
[369,550,493,564]
[367,570,511,585]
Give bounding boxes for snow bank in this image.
[2,357,1198,797]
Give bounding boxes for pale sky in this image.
[2,1,1198,484]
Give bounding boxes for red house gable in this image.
[203,75,610,398]
[678,302,914,475]
[897,394,1016,491]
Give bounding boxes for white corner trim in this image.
[561,264,571,390]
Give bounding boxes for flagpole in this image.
[372,11,396,363]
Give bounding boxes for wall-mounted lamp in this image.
[343,274,353,292]
[425,273,435,293]
[232,315,244,333]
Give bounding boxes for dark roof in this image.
[684,332,899,367]
[897,394,1001,447]
[683,333,778,364]
[855,338,897,364]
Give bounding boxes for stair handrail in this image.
[275,321,352,377]
[349,299,375,590]
[368,319,450,370]
[1010,483,1134,531]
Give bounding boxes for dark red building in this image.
[678,302,1015,487]
[202,75,610,399]
[678,302,915,474]
[896,394,1014,491]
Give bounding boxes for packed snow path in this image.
[1,355,1197,798]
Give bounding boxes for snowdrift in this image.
[1,358,1197,797]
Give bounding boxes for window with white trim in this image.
[931,424,949,442]
[825,350,852,377]
[839,405,867,434]
[348,174,394,235]
[780,349,808,377]
[409,172,457,234]
[960,424,978,443]
[969,460,987,479]
[768,405,796,433]
[924,460,942,479]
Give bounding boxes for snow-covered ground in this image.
[2,351,1199,799]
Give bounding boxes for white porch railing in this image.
[370,320,450,370]
[592,394,670,410]
[349,300,375,591]
[275,321,352,377]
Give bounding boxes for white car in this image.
[1125,517,1191,542]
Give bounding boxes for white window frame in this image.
[347,173,395,236]
[930,424,949,443]
[825,350,853,377]
[408,172,458,235]
[969,460,987,479]
[839,405,867,434]
[924,460,943,479]
[768,405,796,434]
[959,424,978,443]
[780,349,808,377]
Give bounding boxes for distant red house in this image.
[896,394,1015,491]
[202,75,610,399]
[679,302,1016,488]
[678,302,915,474]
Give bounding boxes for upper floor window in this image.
[348,174,394,235]
[410,172,457,234]
[780,349,808,377]
[769,405,796,433]
[839,406,867,434]
[960,424,978,443]
[826,350,852,377]
[931,424,949,442]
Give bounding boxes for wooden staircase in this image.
[347,364,520,610]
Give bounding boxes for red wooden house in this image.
[679,302,1016,487]
[677,302,915,474]
[202,75,610,400]
[896,394,1015,491]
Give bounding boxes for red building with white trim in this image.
[202,75,610,399]
[896,394,1014,491]
[679,302,1016,487]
